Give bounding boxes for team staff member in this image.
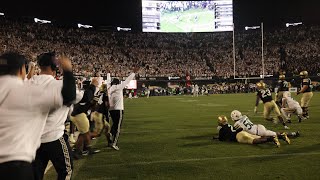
[297,71,313,119]
[0,52,76,180]
[30,52,83,180]
[108,67,139,150]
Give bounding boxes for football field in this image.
[160,9,215,32]
[45,92,320,179]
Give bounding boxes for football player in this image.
[254,82,289,129]
[297,71,313,119]
[275,74,290,107]
[230,110,299,147]
[281,91,304,123]
[216,116,279,146]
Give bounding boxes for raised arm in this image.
[60,56,76,105]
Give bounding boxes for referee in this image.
[108,67,139,150]
[0,52,76,180]
[30,52,82,180]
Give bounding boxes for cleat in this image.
[111,144,120,151]
[273,136,281,148]
[281,133,291,144]
[86,147,101,155]
[82,150,89,156]
[284,125,290,130]
[295,131,300,137]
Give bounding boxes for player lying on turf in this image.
[231,110,300,147]
[281,91,305,123]
[215,116,280,147]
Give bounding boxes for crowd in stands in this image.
[0,19,319,79]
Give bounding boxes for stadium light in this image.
[245,26,260,30]
[0,12,4,16]
[286,22,302,28]
[117,27,132,32]
[34,18,51,24]
[77,23,93,29]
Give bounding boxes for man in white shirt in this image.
[0,52,76,180]
[29,52,82,180]
[108,67,139,150]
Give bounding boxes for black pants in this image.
[0,161,34,180]
[109,110,123,146]
[32,134,73,180]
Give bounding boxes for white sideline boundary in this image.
[88,152,320,167]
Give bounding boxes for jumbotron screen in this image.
[142,0,233,32]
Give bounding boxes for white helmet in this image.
[231,110,242,121]
[283,91,291,98]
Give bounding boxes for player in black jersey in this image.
[276,74,290,107]
[254,82,289,129]
[297,71,313,119]
[216,116,277,145]
[90,84,112,146]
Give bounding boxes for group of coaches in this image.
[0,52,76,180]
[0,51,139,180]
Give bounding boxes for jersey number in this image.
[243,120,253,130]
[261,89,271,98]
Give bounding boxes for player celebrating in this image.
[230,110,299,147]
[254,82,289,129]
[297,71,313,119]
[281,92,304,123]
[276,74,290,107]
[216,116,279,147]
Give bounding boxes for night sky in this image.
[1,0,320,31]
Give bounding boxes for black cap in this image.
[0,52,29,75]
[37,52,58,71]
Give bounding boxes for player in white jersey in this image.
[231,110,292,147]
[193,84,199,97]
[281,91,304,123]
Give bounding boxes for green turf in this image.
[160,8,215,32]
[45,92,320,180]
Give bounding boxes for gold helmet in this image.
[299,71,308,78]
[256,82,266,89]
[217,115,228,126]
[279,74,285,80]
[100,84,107,92]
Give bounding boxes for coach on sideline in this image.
[29,52,83,180]
[0,52,76,180]
[107,67,139,151]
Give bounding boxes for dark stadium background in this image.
[1,0,320,31]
